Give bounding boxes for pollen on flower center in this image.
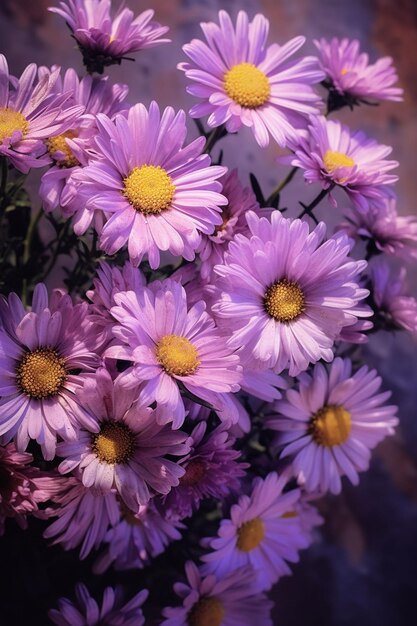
[264,279,305,322]
[156,335,200,376]
[180,458,206,486]
[46,130,80,168]
[340,67,349,76]
[224,62,270,108]
[323,150,355,174]
[0,107,29,143]
[309,404,352,447]
[236,517,265,552]
[17,348,66,399]
[92,421,135,464]
[123,165,175,214]
[187,597,225,626]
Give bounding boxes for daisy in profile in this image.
[49,583,148,626]
[201,472,308,590]
[178,10,324,148]
[71,101,227,268]
[290,115,398,211]
[49,0,169,74]
[212,211,368,376]
[161,562,273,626]
[107,278,242,429]
[370,259,417,334]
[267,358,398,494]
[0,284,101,459]
[56,368,190,510]
[314,37,403,108]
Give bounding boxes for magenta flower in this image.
[71,101,227,268]
[212,211,368,376]
[314,37,403,107]
[0,55,83,173]
[370,259,417,334]
[290,115,399,211]
[178,10,324,147]
[107,278,242,429]
[49,0,169,73]
[161,562,273,626]
[201,472,308,590]
[49,584,148,626]
[267,358,398,494]
[0,284,101,459]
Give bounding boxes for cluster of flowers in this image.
[0,1,415,624]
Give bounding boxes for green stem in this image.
[203,124,226,154]
[297,184,335,222]
[265,166,298,207]
[23,207,43,265]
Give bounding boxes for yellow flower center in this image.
[0,107,29,143]
[46,130,80,168]
[224,62,270,108]
[188,597,225,626]
[340,67,349,76]
[123,165,175,214]
[156,335,200,377]
[264,279,305,322]
[17,348,66,399]
[180,459,206,486]
[236,517,265,552]
[323,150,355,174]
[92,422,135,464]
[309,404,352,447]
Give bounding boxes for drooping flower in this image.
[178,10,324,148]
[314,37,403,109]
[161,562,273,626]
[107,278,242,429]
[0,55,83,172]
[71,101,227,268]
[49,583,148,626]
[290,115,399,211]
[267,357,398,494]
[56,368,191,510]
[49,0,169,74]
[212,211,368,376]
[162,422,248,520]
[0,284,101,459]
[370,259,417,333]
[201,471,309,590]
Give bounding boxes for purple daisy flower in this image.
[370,259,417,333]
[107,278,242,429]
[93,501,184,573]
[162,422,248,520]
[290,115,399,211]
[71,101,227,268]
[0,284,101,460]
[267,357,398,494]
[49,583,148,626]
[0,55,83,173]
[212,211,368,376]
[49,0,169,74]
[201,471,308,590]
[56,368,190,510]
[161,561,273,626]
[314,37,403,106]
[178,10,324,148]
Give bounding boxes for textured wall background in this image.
[0,1,417,624]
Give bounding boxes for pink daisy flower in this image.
[212,211,368,376]
[178,10,324,148]
[201,472,309,590]
[314,37,403,107]
[0,284,101,459]
[49,0,169,74]
[290,115,399,211]
[0,55,83,173]
[71,101,227,268]
[267,357,398,494]
[370,259,417,334]
[49,584,148,626]
[161,562,273,626]
[56,368,190,510]
[107,278,242,429]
